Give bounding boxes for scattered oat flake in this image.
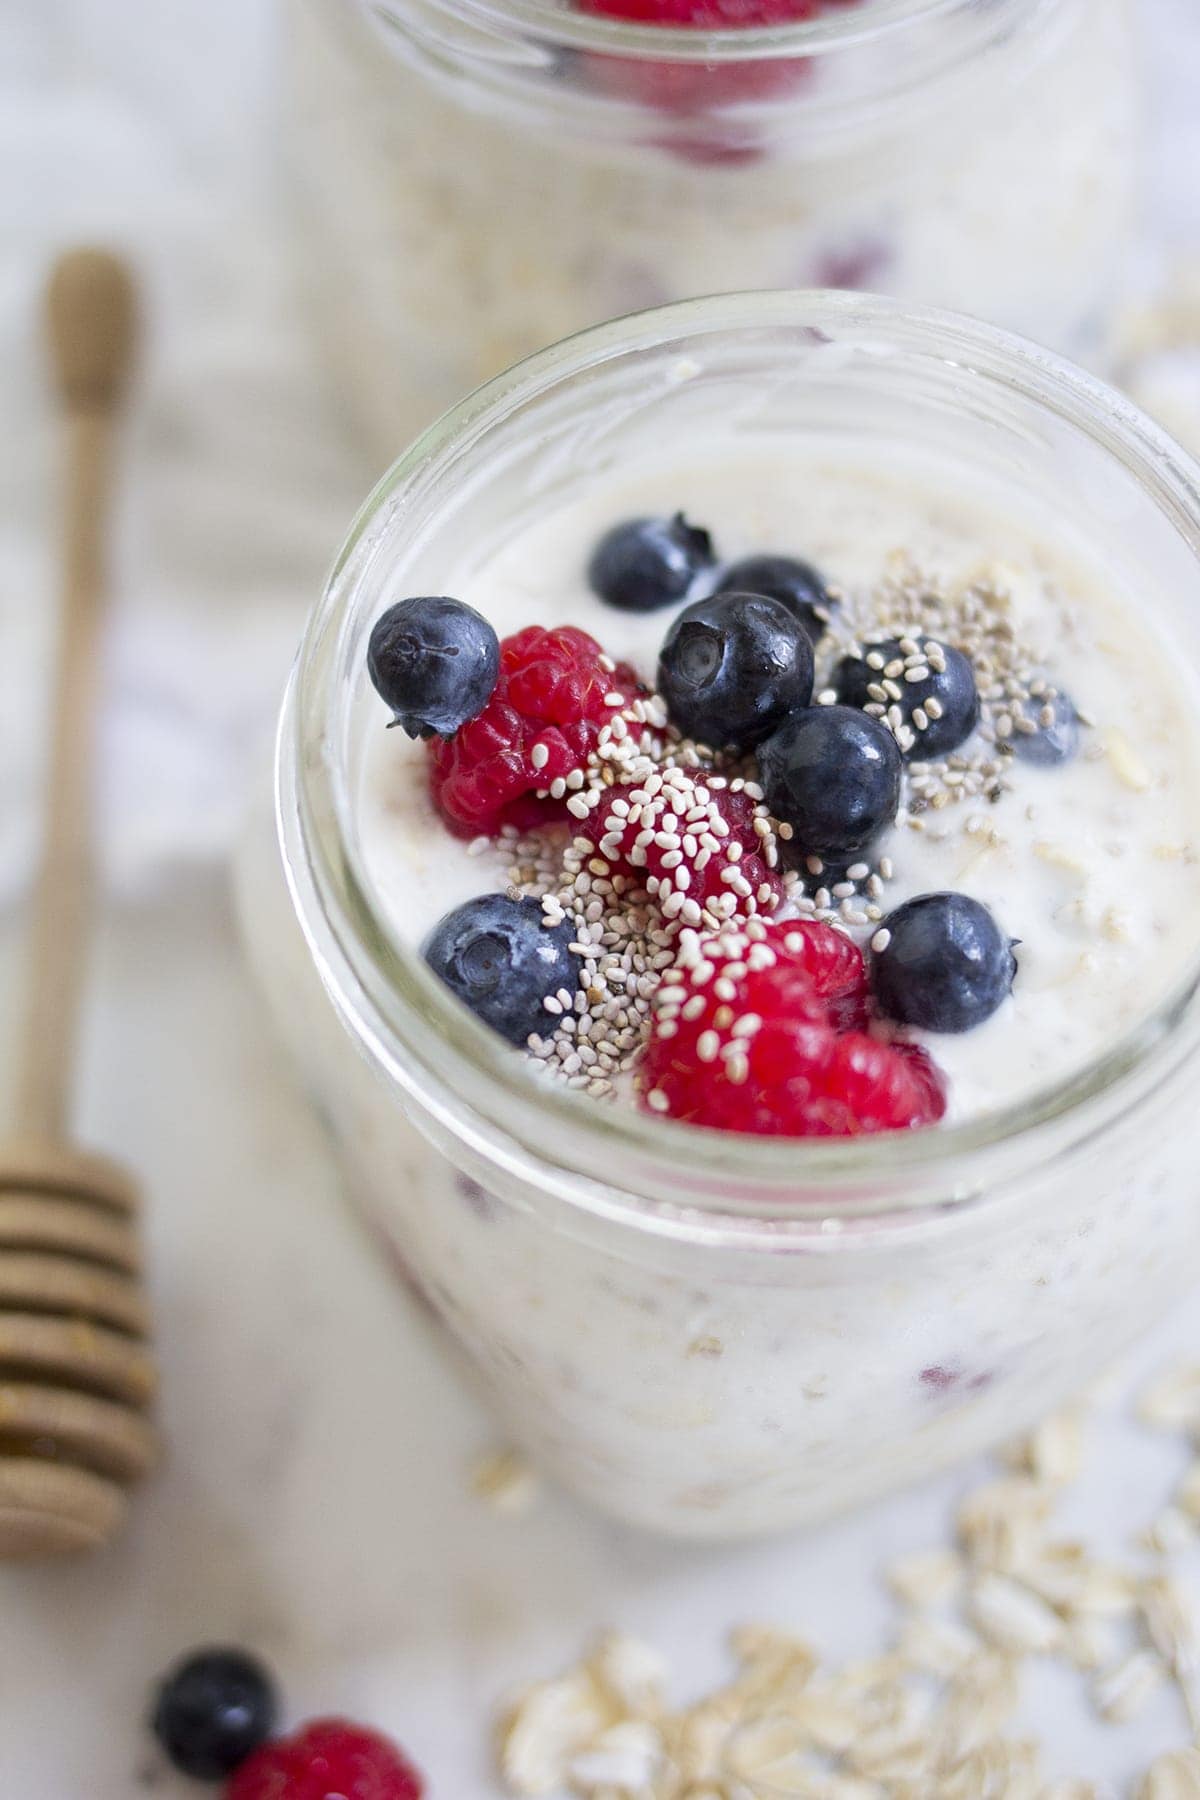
[471,1446,541,1515]
[1176,1464,1200,1520]
[567,1719,662,1791]
[587,1633,668,1718]
[896,1614,979,1680]
[887,1546,965,1609]
[1141,1749,1200,1799]
[1143,1506,1196,1558]
[1139,1364,1200,1432]
[498,1671,613,1795]
[496,1358,1200,1799]
[1009,1410,1085,1488]
[1093,1648,1167,1723]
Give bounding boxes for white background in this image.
[1,3,1200,1793]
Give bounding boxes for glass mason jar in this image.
[285,0,1138,458]
[239,292,1200,1541]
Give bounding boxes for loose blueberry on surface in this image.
[657,591,815,750]
[1010,689,1080,767]
[758,704,902,859]
[713,553,836,646]
[367,596,500,739]
[423,893,578,1046]
[871,891,1016,1034]
[588,513,714,612]
[150,1647,278,1779]
[834,635,979,760]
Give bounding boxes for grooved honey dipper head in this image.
[45,248,136,414]
[0,1140,157,1560]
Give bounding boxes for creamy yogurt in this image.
[356,449,1200,1124]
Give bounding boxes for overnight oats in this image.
[287,0,1138,454]
[240,294,1200,1538]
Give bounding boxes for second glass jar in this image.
[288,0,1138,456]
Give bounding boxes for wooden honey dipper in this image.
[0,249,158,1558]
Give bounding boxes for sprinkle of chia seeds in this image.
[476,554,1090,1105]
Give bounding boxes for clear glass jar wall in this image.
[286,0,1138,458]
[242,294,1200,1539]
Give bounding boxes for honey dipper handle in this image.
[14,253,136,1140]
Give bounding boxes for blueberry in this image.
[151,1648,278,1779]
[758,704,902,860]
[834,636,979,760]
[714,554,836,647]
[657,592,814,751]
[588,513,714,613]
[1010,688,1079,767]
[367,596,499,739]
[424,893,578,1046]
[871,891,1016,1033]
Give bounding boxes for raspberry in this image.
[575,0,864,127]
[890,1040,949,1122]
[428,626,640,837]
[812,1031,947,1136]
[642,920,945,1136]
[581,778,784,924]
[578,0,828,29]
[225,1719,423,1800]
[776,915,868,1023]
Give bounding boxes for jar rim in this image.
[363,0,1027,66]
[282,290,1200,1230]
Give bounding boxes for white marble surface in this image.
[2,3,1200,1794]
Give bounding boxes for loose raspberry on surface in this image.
[225,1718,424,1800]
[427,625,640,837]
[641,919,945,1136]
